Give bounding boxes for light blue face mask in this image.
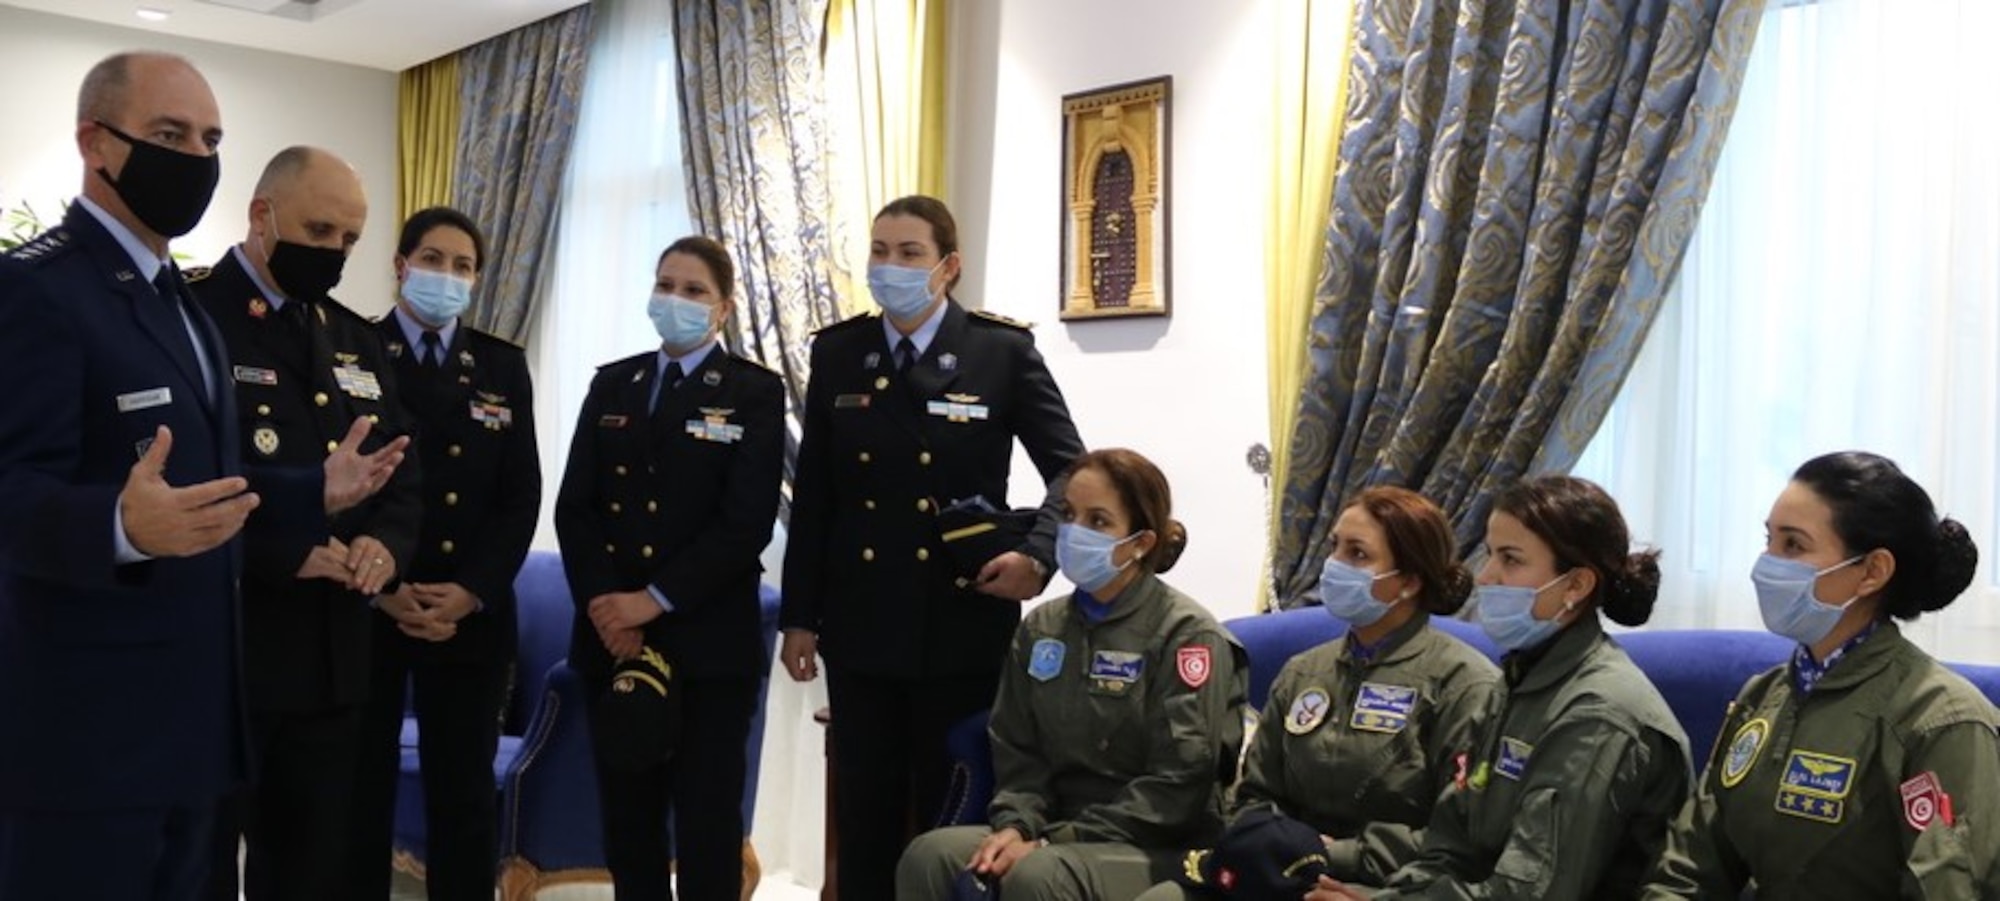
[1056,523,1143,594]
[1319,558,1404,628]
[1752,553,1864,647]
[867,261,941,320]
[1474,571,1575,652]
[400,267,473,326]
[647,292,716,352]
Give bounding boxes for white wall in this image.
[0,5,400,315]
[948,0,1279,621]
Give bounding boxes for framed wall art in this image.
[1059,76,1171,320]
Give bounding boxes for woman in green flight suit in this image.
[1641,451,2000,899]
[1314,476,1692,900]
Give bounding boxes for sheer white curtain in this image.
[1572,0,2000,664]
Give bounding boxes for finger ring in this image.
[373,558,385,566]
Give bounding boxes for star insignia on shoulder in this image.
[970,309,1035,330]
[183,265,214,283]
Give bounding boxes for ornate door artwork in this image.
[1060,77,1171,320]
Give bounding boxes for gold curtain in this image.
[1262,0,1356,608]
[822,0,948,315]
[397,54,461,222]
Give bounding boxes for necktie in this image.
[420,330,444,368]
[148,267,207,397]
[896,337,917,372]
[653,362,685,415]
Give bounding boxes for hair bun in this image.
[1432,565,1474,616]
[1154,520,1189,573]
[1922,518,1979,613]
[1601,548,1663,627]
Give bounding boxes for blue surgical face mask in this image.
[1319,558,1404,629]
[647,292,716,351]
[400,267,473,326]
[1057,523,1143,594]
[1752,553,1864,647]
[867,261,941,320]
[1475,571,1576,652]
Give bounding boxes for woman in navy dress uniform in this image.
[555,236,785,900]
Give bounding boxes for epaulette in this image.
[183,264,213,283]
[4,227,74,264]
[970,309,1036,330]
[317,296,372,325]
[464,325,525,351]
[731,352,779,376]
[811,310,880,336]
[598,349,656,371]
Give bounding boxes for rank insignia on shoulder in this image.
[970,309,1034,329]
[1028,638,1065,682]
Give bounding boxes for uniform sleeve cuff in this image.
[647,585,674,613]
[112,497,153,564]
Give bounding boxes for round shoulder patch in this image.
[1284,686,1332,735]
[1720,717,1768,788]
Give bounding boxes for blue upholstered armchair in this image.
[390,551,782,901]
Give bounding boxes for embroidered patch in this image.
[1027,638,1064,682]
[232,365,278,386]
[1901,771,1944,832]
[1495,737,1533,781]
[1776,750,1856,824]
[1089,650,1145,695]
[1720,718,1768,789]
[1350,682,1418,734]
[1176,646,1212,689]
[1284,687,1331,735]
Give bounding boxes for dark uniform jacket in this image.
[1238,612,1502,884]
[193,250,422,712]
[1643,623,2000,900]
[555,346,784,683]
[374,316,540,662]
[0,204,277,809]
[780,303,1084,678]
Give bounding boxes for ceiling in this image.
[1,0,590,71]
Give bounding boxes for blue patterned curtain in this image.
[452,6,595,343]
[1271,0,1767,608]
[673,0,846,511]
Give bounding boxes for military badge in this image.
[1351,682,1417,734]
[1776,750,1855,824]
[248,297,269,319]
[874,376,890,390]
[685,408,744,443]
[1176,646,1212,689]
[253,426,280,457]
[1900,771,1945,832]
[1495,737,1533,781]
[460,349,476,369]
[703,369,722,386]
[232,365,278,386]
[385,340,405,359]
[927,395,990,423]
[938,352,958,371]
[1284,687,1330,735]
[469,399,513,430]
[598,414,630,428]
[863,351,881,370]
[1719,718,1767,788]
[1028,638,1065,682]
[332,363,382,400]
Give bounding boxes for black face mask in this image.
[93,120,220,239]
[266,239,348,302]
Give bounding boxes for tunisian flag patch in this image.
[1176,646,1212,689]
[1901,771,1944,831]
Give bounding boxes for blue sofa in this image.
[390,550,781,901]
[941,608,2000,827]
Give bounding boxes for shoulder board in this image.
[317,297,371,324]
[730,352,779,376]
[811,310,880,336]
[182,264,214,283]
[4,227,74,264]
[597,349,656,371]
[464,326,525,351]
[970,309,1035,330]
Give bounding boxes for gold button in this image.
[447,444,462,458]
[609,502,623,514]
[861,548,875,562]
[444,492,459,506]
[916,548,930,561]
[864,499,876,510]
[858,452,872,464]
[325,440,338,453]
[918,452,932,465]
[256,404,271,416]
[441,540,455,554]
[314,392,329,407]
[367,413,380,424]
[874,376,889,390]
[641,545,655,559]
[615,465,628,476]
[646,500,658,513]
[606,543,616,554]
[916,498,930,512]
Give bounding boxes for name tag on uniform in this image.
[232,365,278,386]
[599,414,630,428]
[332,363,382,400]
[469,399,513,430]
[1350,682,1417,733]
[926,395,989,422]
[1495,737,1533,781]
[116,387,172,412]
[835,393,872,409]
[1776,750,1854,824]
[1088,650,1144,695]
[686,408,744,444]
